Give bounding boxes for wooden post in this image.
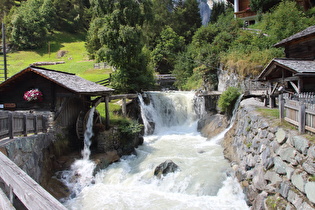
[122,97,127,117]
[8,113,13,139]
[23,114,27,136]
[34,115,38,134]
[268,82,275,108]
[298,103,306,134]
[279,94,284,122]
[105,96,110,130]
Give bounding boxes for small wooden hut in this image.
[257,25,315,107]
[0,66,114,138]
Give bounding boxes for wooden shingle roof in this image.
[257,58,315,81]
[0,66,114,96]
[274,25,315,47]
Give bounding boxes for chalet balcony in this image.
[235,10,256,19]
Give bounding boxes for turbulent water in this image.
[63,91,248,210]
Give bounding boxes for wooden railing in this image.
[0,151,67,209]
[280,93,315,133]
[0,111,48,139]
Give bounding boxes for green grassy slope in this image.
[6,31,112,82]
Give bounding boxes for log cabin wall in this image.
[285,39,315,59]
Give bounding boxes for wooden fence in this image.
[280,93,315,133]
[0,111,47,139]
[0,151,67,209]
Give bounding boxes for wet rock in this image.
[154,160,179,177]
[45,177,70,200]
[198,114,228,138]
[92,150,120,175]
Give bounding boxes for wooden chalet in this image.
[231,0,257,25]
[0,66,114,138]
[257,25,315,107]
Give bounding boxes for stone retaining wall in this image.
[223,98,315,209]
[0,132,57,185]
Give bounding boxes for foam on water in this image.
[62,91,248,210]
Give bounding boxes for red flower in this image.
[23,89,43,102]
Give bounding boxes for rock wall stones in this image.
[223,98,315,209]
[0,132,56,184]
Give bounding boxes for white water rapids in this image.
[62,91,248,210]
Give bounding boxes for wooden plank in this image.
[109,94,138,100]
[305,125,315,133]
[0,152,67,210]
[284,104,299,111]
[0,187,15,210]
[284,117,299,126]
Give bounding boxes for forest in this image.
[0,0,315,93]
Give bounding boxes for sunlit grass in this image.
[7,31,98,77]
[256,108,279,119]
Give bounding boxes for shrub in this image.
[218,87,241,116]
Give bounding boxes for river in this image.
[63,91,248,210]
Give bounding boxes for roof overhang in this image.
[257,59,315,81]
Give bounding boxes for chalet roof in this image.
[274,25,315,47]
[0,66,114,96]
[257,58,315,81]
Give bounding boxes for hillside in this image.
[5,32,111,82]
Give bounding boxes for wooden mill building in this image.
[0,66,114,138]
[257,25,315,107]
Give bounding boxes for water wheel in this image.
[76,108,102,140]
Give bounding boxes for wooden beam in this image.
[268,76,299,83]
[0,152,67,210]
[289,81,299,93]
[92,97,103,107]
[271,82,279,95]
[109,94,138,100]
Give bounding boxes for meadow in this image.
[7,32,111,83]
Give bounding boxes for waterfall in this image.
[82,107,95,160]
[63,91,248,209]
[138,91,199,135]
[58,107,96,199]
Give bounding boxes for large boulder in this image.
[154,160,179,178]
